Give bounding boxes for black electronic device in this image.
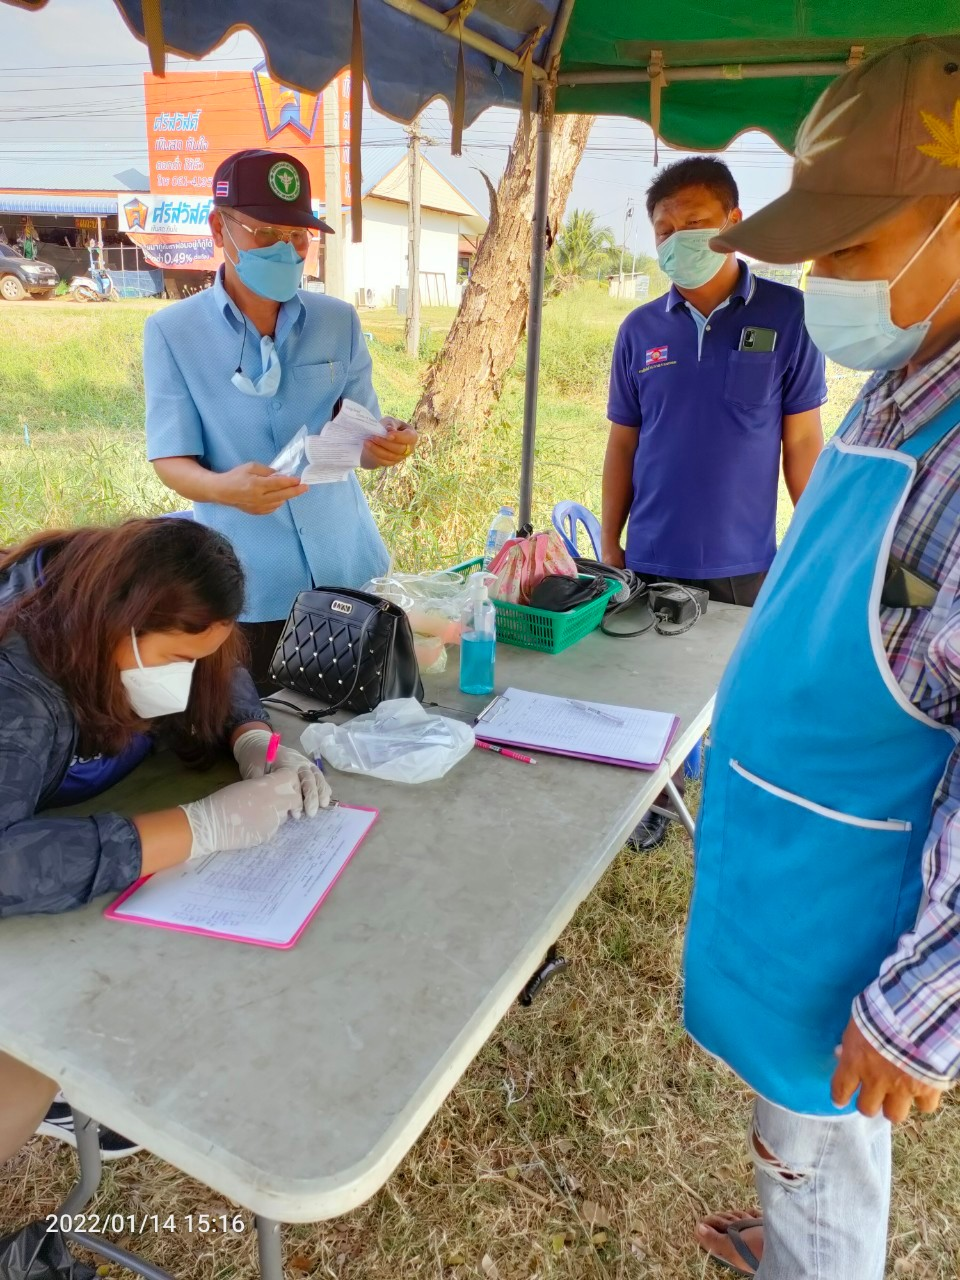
[739,326,777,352]
[649,584,709,626]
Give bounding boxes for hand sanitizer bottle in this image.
[460,572,497,696]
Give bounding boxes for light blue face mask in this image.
[656,225,729,290]
[223,223,304,303]
[231,332,281,398]
[803,198,960,372]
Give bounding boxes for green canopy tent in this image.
[8,0,960,525]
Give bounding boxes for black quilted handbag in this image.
[267,587,423,720]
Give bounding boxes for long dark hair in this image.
[0,519,247,758]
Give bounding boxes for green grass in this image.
[0,286,865,558]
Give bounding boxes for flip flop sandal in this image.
[706,1217,762,1276]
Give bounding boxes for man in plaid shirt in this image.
[683,39,960,1278]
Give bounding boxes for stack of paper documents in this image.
[303,399,388,484]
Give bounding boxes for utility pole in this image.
[618,197,634,292]
[405,116,422,357]
[323,78,345,300]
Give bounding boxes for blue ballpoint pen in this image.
[314,756,339,808]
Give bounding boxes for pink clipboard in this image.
[105,805,378,950]
[475,693,679,771]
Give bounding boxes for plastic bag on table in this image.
[413,633,448,673]
[0,1221,96,1279]
[301,698,474,783]
[362,571,468,645]
[269,426,309,479]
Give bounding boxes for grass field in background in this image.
[2,291,956,1280]
[0,287,865,558]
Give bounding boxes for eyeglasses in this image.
[221,212,315,253]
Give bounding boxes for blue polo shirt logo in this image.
[646,345,669,365]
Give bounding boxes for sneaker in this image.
[625,809,671,852]
[37,1095,142,1161]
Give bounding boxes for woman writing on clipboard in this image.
[0,517,328,1164]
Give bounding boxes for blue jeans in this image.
[752,1097,891,1280]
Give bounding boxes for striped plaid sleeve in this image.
[853,608,960,1087]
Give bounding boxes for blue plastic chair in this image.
[684,739,703,779]
[552,500,602,560]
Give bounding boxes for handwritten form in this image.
[476,687,678,769]
[302,399,387,484]
[106,807,378,948]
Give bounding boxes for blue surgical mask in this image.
[803,199,960,372]
[657,227,728,289]
[223,223,304,303]
[232,333,282,398]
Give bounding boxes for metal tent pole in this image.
[518,93,553,530]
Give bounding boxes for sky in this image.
[0,0,796,257]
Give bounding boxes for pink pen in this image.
[475,740,536,765]
[264,732,281,775]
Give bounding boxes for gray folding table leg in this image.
[663,775,695,837]
[58,1108,102,1216]
[66,1233,177,1280]
[256,1217,285,1280]
[61,1109,178,1279]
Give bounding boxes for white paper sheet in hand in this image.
[106,806,378,947]
[302,399,388,484]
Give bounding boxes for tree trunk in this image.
[412,111,594,441]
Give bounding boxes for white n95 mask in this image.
[120,628,196,718]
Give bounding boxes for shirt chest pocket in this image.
[724,350,778,415]
[289,361,346,428]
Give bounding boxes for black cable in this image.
[574,558,704,638]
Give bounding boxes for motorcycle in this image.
[68,262,117,303]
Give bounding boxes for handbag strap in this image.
[263,602,388,721]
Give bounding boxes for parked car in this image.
[0,243,60,300]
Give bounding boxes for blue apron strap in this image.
[837,402,865,443]
[898,397,960,459]
[838,394,960,458]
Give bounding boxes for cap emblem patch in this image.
[918,103,960,168]
[794,92,859,168]
[269,160,301,201]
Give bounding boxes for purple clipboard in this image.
[474,692,680,771]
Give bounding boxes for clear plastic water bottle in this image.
[482,505,516,569]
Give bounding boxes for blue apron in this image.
[684,400,960,1116]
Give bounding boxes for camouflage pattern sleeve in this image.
[0,688,142,918]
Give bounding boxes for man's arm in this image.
[601,423,640,567]
[833,605,960,1120]
[781,407,824,504]
[340,308,419,471]
[152,456,306,516]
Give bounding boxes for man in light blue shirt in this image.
[145,149,417,686]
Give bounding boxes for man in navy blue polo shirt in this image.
[602,157,826,607]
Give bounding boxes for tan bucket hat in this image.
[712,37,960,263]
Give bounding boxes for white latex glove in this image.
[232,729,332,817]
[180,769,304,859]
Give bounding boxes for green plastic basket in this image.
[452,557,619,654]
